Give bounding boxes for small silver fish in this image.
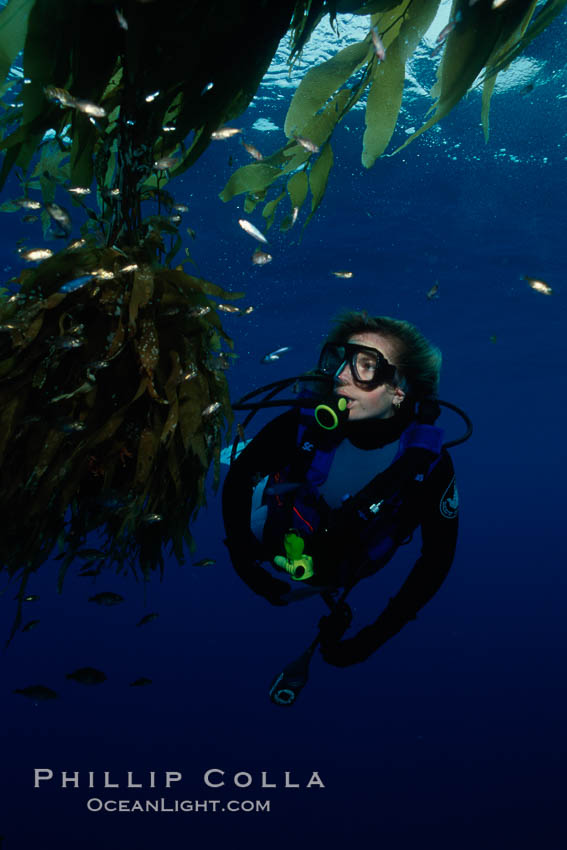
[20,248,53,261]
[238,218,268,244]
[52,335,84,349]
[15,198,42,210]
[370,26,386,61]
[523,275,552,295]
[332,270,353,279]
[45,203,71,235]
[241,140,263,161]
[153,156,178,170]
[295,136,319,154]
[57,420,87,433]
[67,187,91,195]
[202,402,222,417]
[262,346,290,363]
[141,514,163,524]
[173,203,189,213]
[252,249,272,265]
[211,127,242,140]
[426,282,440,300]
[217,304,241,313]
[67,238,86,250]
[116,8,128,29]
[74,99,107,118]
[187,305,210,318]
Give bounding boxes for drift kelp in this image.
[0,242,239,638]
[221,0,564,228]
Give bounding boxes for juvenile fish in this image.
[202,402,222,417]
[14,684,58,701]
[130,677,152,687]
[67,186,91,195]
[20,248,53,261]
[295,136,319,154]
[427,283,440,300]
[523,275,552,295]
[217,303,241,313]
[252,249,272,265]
[370,26,386,61]
[153,156,178,170]
[194,558,215,567]
[59,274,93,294]
[22,619,40,632]
[88,591,124,606]
[15,198,42,210]
[241,140,263,161]
[332,270,353,279]
[238,218,268,244]
[45,202,72,236]
[44,85,76,108]
[262,346,290,363]
[211,127,242,139]
[75,99,107,118]
[66,667,107,685]
[136,613,159,627]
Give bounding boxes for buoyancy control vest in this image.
[260,408,444,586]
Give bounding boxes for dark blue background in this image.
[1,14,566,850]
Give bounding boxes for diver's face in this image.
[333,332,405,421]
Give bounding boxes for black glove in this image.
[224,538,290,606]
[318,602,353,644]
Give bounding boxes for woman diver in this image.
[222,312,464,671]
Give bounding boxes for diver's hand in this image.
[224,539,290,606]
[317,602,353,643]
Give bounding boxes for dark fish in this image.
[22,214,39,223]
[14,684,58,701]
[426,282,440,300]
[193,558,215,567]
[66,667,107,685]
[22,619,40,632]
[88,591,124,606]
[130,677,152,687]
[136,612,159,627]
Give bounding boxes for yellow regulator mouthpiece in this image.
[273,532,315,581]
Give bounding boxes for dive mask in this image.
[317,342,397,389]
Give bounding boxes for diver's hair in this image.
[325,311,442,399]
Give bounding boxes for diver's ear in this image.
[392,386,406,406]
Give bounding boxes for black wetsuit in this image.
[223,408,458,666]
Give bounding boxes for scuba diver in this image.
[222,312,468,699]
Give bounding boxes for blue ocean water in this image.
[1,9,566,850]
